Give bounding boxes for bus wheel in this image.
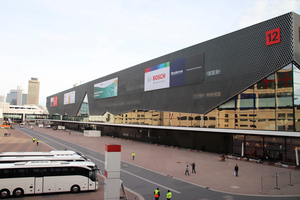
[0,189,10,198]
[71,185,80,193]
[13,188,24,197]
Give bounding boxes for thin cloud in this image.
[43,34,68,43]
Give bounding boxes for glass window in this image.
[277,64,293,89]
[258,93,275,109]
[233,135,244,156]
[277,92,293,108]
[257,74,275,89]
[278,113,286,118]
[240,94,256,110]
[294,65,300,131]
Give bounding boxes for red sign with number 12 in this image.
[266,28,280,46]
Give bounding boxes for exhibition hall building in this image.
[47,12,300,164]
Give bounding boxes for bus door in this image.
[88,170,98,190]
[35,177,43,194]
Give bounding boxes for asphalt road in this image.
[16,126,300,200]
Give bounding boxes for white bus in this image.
[0,150,90,163]
[0,150,87,159]
[0,155,88,163]
[0,160,99,198]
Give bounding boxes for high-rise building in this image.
[0,95,6,103]
[6,86,24,105]
[27,78,40,105]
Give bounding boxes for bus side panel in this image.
[63,182,70,192]
[69,176,88,191]
[56,182,63,192]
[35,177,43,194]
[0,178,35,195]
[0,182,11,195]
[44,176,88,193]
[43,177,55,193]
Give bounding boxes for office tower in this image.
[0,95,6,103]
[27,78,40,105]
[6,86,24,105]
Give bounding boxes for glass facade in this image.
[107,64,300,163]
[294,65,300,131]
[50,64,300,164]
[77,93,89,117]
[106,64,299,132]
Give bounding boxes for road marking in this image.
[122,170,181,194]
[20,128,181,194]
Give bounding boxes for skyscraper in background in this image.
[6,86,25,105]
[27,78,40,105]
[0,95,6,103]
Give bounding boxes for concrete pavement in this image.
[1,125,300,198]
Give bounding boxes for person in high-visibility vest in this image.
[32,137,36,143]
[132,152,135,160]
[166,190,172,200]
[36,139,39,146]
[154,187,160,200]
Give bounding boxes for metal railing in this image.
[260,171,299,193]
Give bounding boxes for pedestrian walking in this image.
[154,187,160,200]
[132,152,135,160]
[166,190,172,200]
[234,164,239,176]
[191,162,196,173]
[69,131,71,135]
[32,137,36,143]
[185,165,190,175]
[31,126,33,130]
[36,139,39,146]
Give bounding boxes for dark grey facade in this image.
[46,12,300,164]
[48,12,299,116]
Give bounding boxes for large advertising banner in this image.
[185,53,204,85]
[64,91,75,105]
[144,62,170,92]
[94,77,118,99]
[170,58,185,87]
[50,96,58,107]
[144,53,204,92]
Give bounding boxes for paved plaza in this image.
[0,125,300,199]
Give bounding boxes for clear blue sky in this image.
[1,0,300,106]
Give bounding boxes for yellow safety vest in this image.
[167,192,172,198]
[154,189,159,197]
[132,153,135,157]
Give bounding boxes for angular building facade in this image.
[47,12,300,164]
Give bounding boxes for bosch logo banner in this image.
[144,53,204,92]
[144,62,170,91]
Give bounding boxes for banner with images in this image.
[144,53,204,92]
[50,96,58,107]
[144,62,170,92]
[64,91,75,105]
[94,77,118,99]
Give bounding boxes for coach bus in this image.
[0,154,88,163]
[0,150,87,159]
[0,150,90,163]
[0,160,99,198]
